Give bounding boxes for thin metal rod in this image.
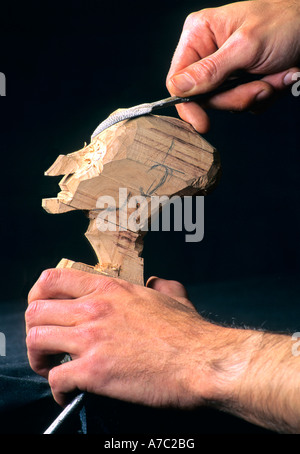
[43,392,85,434]
[91,73,263,138]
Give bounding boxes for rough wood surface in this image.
[43,114,221,285]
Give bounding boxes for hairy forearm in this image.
[238,331,300,433]
[201,326,300,433]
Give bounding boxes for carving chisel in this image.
[91,72,263,138]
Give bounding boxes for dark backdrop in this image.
[0,0,299,434]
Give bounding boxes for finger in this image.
[171,68,300,131]
[25,299,82,331]
[28,268,118,302]
[260,67,300,91]
[175,102,211,134]
[167,10,218,80]
[146,276,194,308]
[167,34,201,80]
[26,325,79,377]
[48,360,87,406]
[205,68,300,111]
[25,295,113,332]
[203,80,274,111]
[167,31,256,97]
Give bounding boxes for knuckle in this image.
[38,268,61,289]
[73,324,95,348]
[195,56,219,82]
[39,268,57,283]
[184,9,211,29]
[26,326,42,349]
[184,11,198,28]
[96,276,121,294]
[233,28,261,61]
[48,367,60,391]
[79,298,112,320]
[25,300,42,324]
[234,27,251,44]
[85,352,110,388]
[95,298,113,318]
[78,300,99,320]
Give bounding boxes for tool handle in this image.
[188,72,263,103]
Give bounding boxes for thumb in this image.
[167,32,252,97]
[146,276,194,308]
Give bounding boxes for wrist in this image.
[186,321,264,409]
[203,326,264,407]
[233,331,300,432]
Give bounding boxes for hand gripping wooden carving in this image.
[43,114,221,285]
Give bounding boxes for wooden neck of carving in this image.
[85,216,145,284]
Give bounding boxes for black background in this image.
[0,0,299,434]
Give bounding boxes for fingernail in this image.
[170,73,195,93]
[283,71,298,86]
[255,90,269,101]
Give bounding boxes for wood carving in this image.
[43,114,221,285]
